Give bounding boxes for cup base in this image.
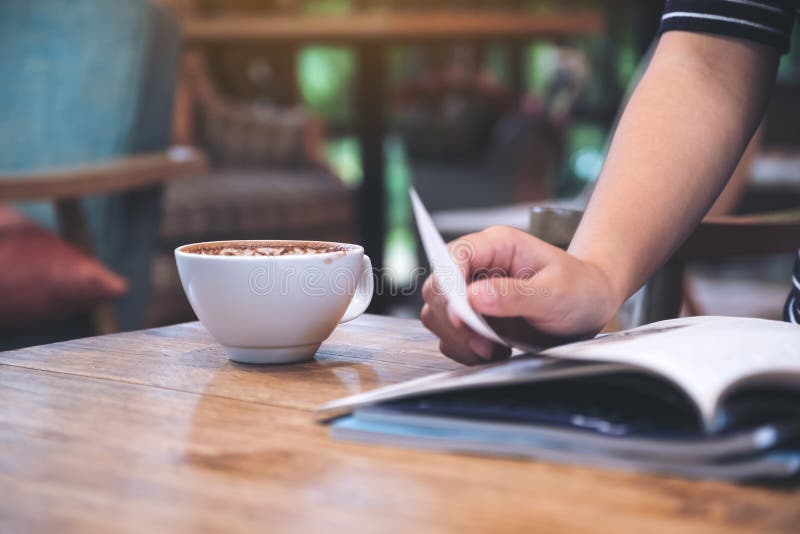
[223,343,321,364]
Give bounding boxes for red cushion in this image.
[0,207,128,328]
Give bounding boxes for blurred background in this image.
[2,0,799,350]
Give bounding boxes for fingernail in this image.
[468,336,493,360]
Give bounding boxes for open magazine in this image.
[316,191,800,481]
[319,314,800,433]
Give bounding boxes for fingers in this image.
[468,276,544,319]
[448,226,556,279]
[445,303,463,329]
[425,227,560,364]
[421,276,483,364]
[421,275,510,365]
[421,302,482,365]
[466,275,590,349]
[430,228,618,353]
[467,335,511,362]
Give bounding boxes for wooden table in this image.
[2,314,798,532]
[184,11,605,283]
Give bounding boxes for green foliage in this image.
[298,46,354,124]
[324,137,362,187]
[560,121,606,197]
[526,42,555,95]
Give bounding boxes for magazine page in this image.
[409,188,507,346]
[316,357,628,419]
[542,316,800,431]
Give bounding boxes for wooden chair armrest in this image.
[0,146,208,202]
[678,209,800,259]
[528,206,800,259]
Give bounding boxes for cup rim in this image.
[174,239,364,260]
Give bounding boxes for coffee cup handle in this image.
[339,255,373,323]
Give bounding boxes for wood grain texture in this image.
[1,314,799,533]
[677,209,800,260]
[184,11,605,44]
[0,147,207,202]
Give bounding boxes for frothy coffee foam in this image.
[182,241,349,257]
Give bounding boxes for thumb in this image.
[468,276,548,318]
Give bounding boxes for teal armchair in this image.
[0,0,206,333]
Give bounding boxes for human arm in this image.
[421,31,780,364]
[569,31,779,305]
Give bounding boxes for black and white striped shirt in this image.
[658,0,800,323]
[786,252,800,323]
[659,0,800,52]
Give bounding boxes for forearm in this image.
[569,32,779,306]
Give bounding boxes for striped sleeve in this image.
[784,250,800,324]
[659,0,799,53]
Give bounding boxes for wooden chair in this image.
[149,48,355,327]
[0,0,207,335]
[0,151,206,335]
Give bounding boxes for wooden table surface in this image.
[2,315,798,533]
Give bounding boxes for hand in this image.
[420,226,621,365]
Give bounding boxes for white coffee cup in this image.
[175,240,373,364]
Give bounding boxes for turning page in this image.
[409,188,506,345]
[410,188,548,352]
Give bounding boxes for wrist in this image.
[576,254,629,325]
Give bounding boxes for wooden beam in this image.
[184,11,606,45]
